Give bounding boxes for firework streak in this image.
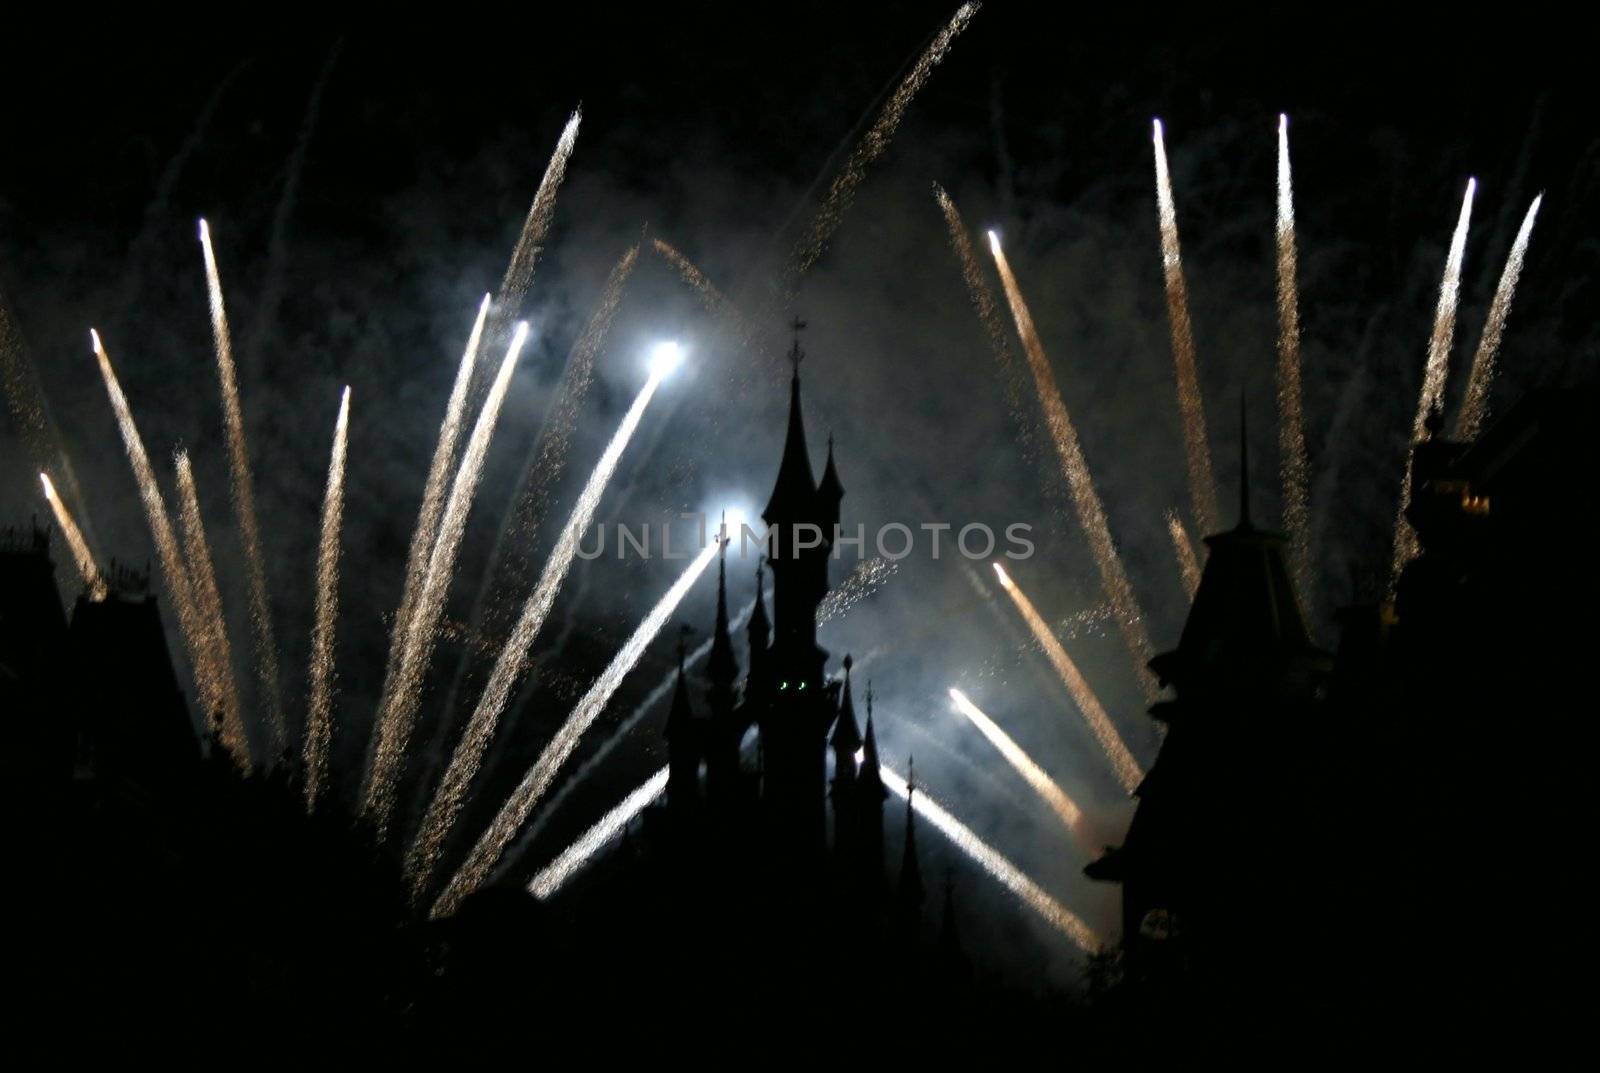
[303,387,350,813]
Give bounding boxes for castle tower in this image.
[829,654,862,856]
[704,534,743,806]
[756,321,841,855]
[664,627,702,814]
[856,683,888,881]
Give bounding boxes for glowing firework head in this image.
[992,561,1013,589]
[987,229,1001,255]
[648,340,684,379]
[40,472,105,601]
[40,473,55,499]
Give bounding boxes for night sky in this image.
[2,7,1592,975]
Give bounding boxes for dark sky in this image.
[2,7,1592,976]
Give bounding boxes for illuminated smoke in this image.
[1391,178,1476,583]
[1165,508,1201,599]
[376,296,491,750]
[882,764,1101,953]
[92,331,232,763]
[303,387,351,814]
[432,538,723,919]
[523,556,894,851]
[987,234,1155,691]
[407,364,677,896]
[174,451,249,768]
[1274,115,1314,603]
[992,562,1144,794]
[199,219,286,754]
[1151,119,1221,534]
[1455,194,1542,440]
[365,322,530,839]
[790,2,981,276]
[528,766,670,900]
[441,246,640,728]
[40,473,106,601]
[948,688,1090,848]
[495,109,581,321]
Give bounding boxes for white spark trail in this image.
[496,109,581,320]
[883,764,1101,952]
[528,766,669,899]
[364,322,530,839]
[406,364,675,896]
[303,387,351,813]
[199,219,286,754]
[432,538,721,919]
[1391,179,1476,584]
[1455,194,1542,440]
[948,687,1087,841]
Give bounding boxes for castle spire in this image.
[762,318,817,527]
[665,624,700,810]
[898,756,925,911]
[707,520,738,699]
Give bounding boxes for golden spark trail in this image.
[528,766,670,899]
[376,295,490,727]
[175,451,249,768]
[432,537,722,919]
[365,322,530,839]
[1391,179,1476,583]
[6,294,98,551]
[496,110,581,320]
[948,688,1088,843]
[40,473,106,601]
[988,235,1155,688]
[993,562,1143,794]
[199,219,286,753]
[407,364,678,896]
[92,331,231,761]
[1455,194,1542,440]
[303,387,350,814]
[1165,508,1201,598]
[1151,120,1221,534]
[1274,115,1314,601]
[882,764,1101,952]
[791,2,981,276]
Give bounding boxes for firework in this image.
[92,331,227,755]
[988,234,1154,689]
[934,186,1068,535]
[1455,194,1543,440]
[527,766,670,900]
[1165,508,1201,598]
[496,109,581,322]
[791,3,980,276]
[1151,119,1221,535]
[948,687,1089,845]
[303,387,351,813]
[365,322,531,839]
[406,357,679,895]
[1275,115,1314,603]
[432,535,724,919]
[377,296,491,743]
[882,764,1101,952]
[439,247,640,733]
[174,451,249,768]
[1391,179,1477,582]
[40,473,106,601]
[992,563,1144,794]
[817,556,898,622]
[199,218,286,754]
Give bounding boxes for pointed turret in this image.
[829,655,861,856]
[855,682,888,883]
[664,626,701,811]
[898,757,926,916]
[816,434,845,530]
[761,349,818,528]
[705,531,742,805]
[746,558,771,697]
